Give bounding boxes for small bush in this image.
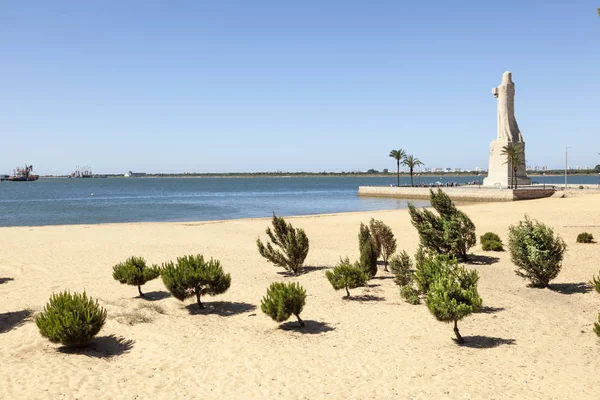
[161,255,231,309]
[400,285,420,305]
[369,219,397,270]
[390,251,413,287]
[508,216,567,288]
[112,256,161,297]
[261,282,306,327]
[415,253,456,295]
[577,232,595,244]
[359,223,378,277]
[480,232,501,244]
[579,185,584,190]
[257,213,309,275]
[325,257,369,298]
[408,189,476,261]
[591,273,600,294]
[482,240,504,252]
[594,313,600,337]
[36,291,107,347]
[426,266,482,343]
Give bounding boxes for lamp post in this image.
[565,146,571,189]
[543,173,546,190]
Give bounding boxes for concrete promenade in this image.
[357,186,557,202]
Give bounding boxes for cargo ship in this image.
[1,165,39,182]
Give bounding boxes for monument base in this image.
[483,139,531,187]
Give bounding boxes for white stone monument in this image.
[483,71,531,187]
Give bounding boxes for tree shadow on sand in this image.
[186,301,256,316]
[58,335,135,358]
[453,336,516,349]
[371,275,394,280]
[276,266,329,277]
[548,282,592,295]
[475,306,505,314]
[0,309,33,334]
[465,255,500,265]
[138,291,171,301]
[0,277,14,284]
[344,294,385,302]
[278,320,335,334]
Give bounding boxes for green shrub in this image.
[591,273,600,294]
[36,291,107,347]
[390,251,413,287]
[482,240,504,252]
[408,189,476,260]
[480,232,501,244]
[508,216,567,288]
[161,255,231,309]
[594,313,600,337]
[257,213,309,275]
[400,285,420,305]
[359,223,378,277]
[325,257,369,298]
[415,253,456,294]
[369,218,397,270]
[576,232,595,244]
[112,256,161,297]
[426,266,482,344]
[579,185,584,190]
[261,282,306,327]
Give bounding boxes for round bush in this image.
[325,257,368,298]
[112,256,161,297]
[508,216,567,288]
[576,232,594,244]
[261,282,306,327]
[482,240,504,252]
[36,291,107,347]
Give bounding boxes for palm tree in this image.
[401,154,424,187]
[501,143,524,189]
[389,149,406,187]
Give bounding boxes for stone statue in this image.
[492,71,523,143]
[483,71,531,187]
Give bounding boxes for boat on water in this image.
[1,165,39,182]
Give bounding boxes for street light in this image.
[565,146,571,189]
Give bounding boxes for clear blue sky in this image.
[1,1,599,175]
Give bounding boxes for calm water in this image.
[0,175,597,227]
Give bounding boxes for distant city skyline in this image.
[1,1,599,176]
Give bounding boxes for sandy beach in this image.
[1,194,599,399]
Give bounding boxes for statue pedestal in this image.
[483,139,531,187]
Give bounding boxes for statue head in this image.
[502,71,513,84]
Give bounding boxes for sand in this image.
[1,194,599,399]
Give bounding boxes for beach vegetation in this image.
[480,232,504,251]
[325,257,369,298]
[402,154,424,187]
[36,291,107,347]
[261,282,306,328]
[370,218,396,271]
[594,313,600,337]
[508,216,567,288]
[408,189,476,261]
[359,223,378,277]
[112,256,161,297]
[390,251,420,304]
[161,254,231,309]
[426,265,482,344]
[501,143,524,189]
[591,273,600,294]
[256,213,309,275]
[576,232,595,243]
[389,149,406,187]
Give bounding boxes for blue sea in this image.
[0,175,597,227]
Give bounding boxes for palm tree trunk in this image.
[410,168,414,187]
[396,160,400,187]
[514,167,518,190]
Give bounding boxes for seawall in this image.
[357,186,556,202]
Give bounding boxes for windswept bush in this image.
[591,273,600,294]
[161,255,231,309]
[576,232,595,244]
[408,189,476,261]
[390,251,420,304]
[257,214,309,275]
[369,219,397,270]
[325,257,369,298]
[508,216,567,288]
[480,232,504,252]
[426,266,482,344]
[359,223,378,278]
[36,291,107,347]
[112,256,161,297]
[261,282,306,328]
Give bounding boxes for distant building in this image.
[542,166,548,171]
[382,168,389,174]
[124,171,147,177]
[474,166,481,172]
